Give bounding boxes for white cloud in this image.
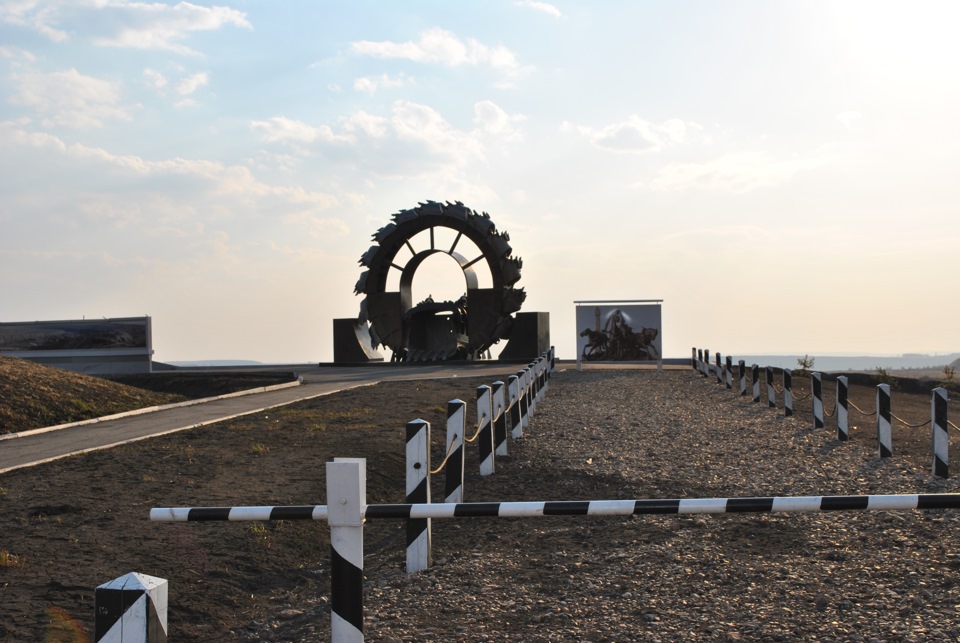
[250,116,353,146]
[353,72,412,94]
[565,115,702,153]
[474,100,525,141]
[1,1,69,41]
[0,119,340,240]
[350,28,526,78]
[390,100,484,159]
[641,151,824,193]
[11,68,135,128]
[3,1,251,55]
[176,72,208,96]
[342,111,389,138]
[249,101,530,187]
[143,68,168,90]
[515,1,563,18]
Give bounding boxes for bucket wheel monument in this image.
[333,200,549,362]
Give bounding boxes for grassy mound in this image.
[0,356,185,434]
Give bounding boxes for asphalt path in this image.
[0,362,535,475]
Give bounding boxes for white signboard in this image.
[575,301,662,368]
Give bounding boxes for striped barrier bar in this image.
[836,376,849,441]
[725,356,733,390]
[152,492,960,523]
[492,381,508,457]
[326,459,365,642]
[476,385,494,476]
[508,375,522,440]
[933,387,949,478]
[812,372,824,429]
[752,364,760,403]
[783,369,793,417]
[405,420,431,573]
[766,367,776,408]
[444,400,466,503]
[877,384,892,458]
[738,360,747,396]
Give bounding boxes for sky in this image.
[1,0,958,364]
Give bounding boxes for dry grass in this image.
[0,356,184,433]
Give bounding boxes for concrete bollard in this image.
[95,572,168,643]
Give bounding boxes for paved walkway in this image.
[0,363,530,475]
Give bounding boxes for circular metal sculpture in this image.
[355,200,525,362]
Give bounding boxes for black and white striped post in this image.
[508,375,522,440]
[518,369,530,432]
[444,400,466,503]
[716,353,723,385]
[766,367,776,408]
[691,347,697,371]
[476,385,494,475]
[697,349,704,374]
[492,381,508,457]
[738,360,747,396]
[783,369,793,417]
[811,372,824,429]
[405,420,431,573]
[536,356,545,403]
[932,387,949,478]
[95,572,167,643]
[704,350,711,378]
[836,376,849,441]
[527,362,538,414]
[877,384,892,458]
[751,364,760,403]
[725,355,733,390]
[326,458,365,642]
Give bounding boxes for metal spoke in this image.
[449,231,462,254]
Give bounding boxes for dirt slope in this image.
[0,356,185,433]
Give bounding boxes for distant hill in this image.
[733,353,960,372]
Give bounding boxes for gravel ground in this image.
[245,368,960,642]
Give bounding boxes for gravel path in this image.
[246,368,960,642]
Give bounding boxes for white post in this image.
[812,372,824,429]
[932,387,949,478]
[766,367,776,408]
[476,385,494,475]
[95,572,168,643]
[405,420,431,573]
[493,381,508,457]
[444,400,466,503]
[877,384,892,458]
[836,376,849,441]
[508,375,522,440]
[327,458,366,642]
